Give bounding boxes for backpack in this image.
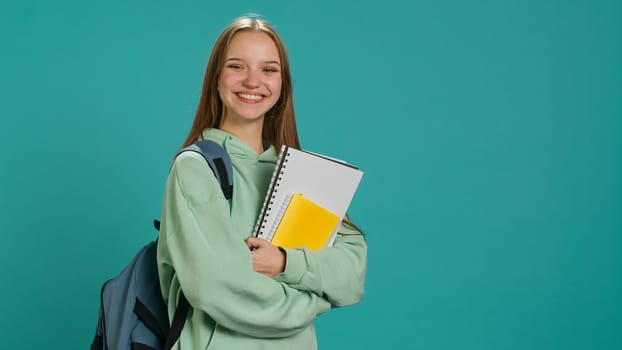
[91,140,233,350]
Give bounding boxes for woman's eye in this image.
[227,64,243,70]
[263,67,279,73]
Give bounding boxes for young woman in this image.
[157,16,367,349]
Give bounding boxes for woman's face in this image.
[218,31,282,124]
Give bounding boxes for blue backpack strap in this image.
[176,140,233,200]
[161,140,233,349]
[153,140,233,232]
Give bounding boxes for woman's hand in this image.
[246,237,286,278]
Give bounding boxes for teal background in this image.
[1,0,620,349]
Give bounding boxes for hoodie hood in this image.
[200,128,277,164]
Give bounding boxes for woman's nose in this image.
[243,70,260,88]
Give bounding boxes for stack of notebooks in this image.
[252,146,364,251]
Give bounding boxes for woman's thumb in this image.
[246,236,266,249]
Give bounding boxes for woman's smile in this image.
[237,92,266,102]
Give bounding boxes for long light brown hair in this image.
[182,16,300,150]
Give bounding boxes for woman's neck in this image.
[219,118,264,154]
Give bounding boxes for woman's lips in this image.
[237,92,264,102]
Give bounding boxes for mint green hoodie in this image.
[157,128,367,349]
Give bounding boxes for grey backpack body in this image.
[91,140,233,350]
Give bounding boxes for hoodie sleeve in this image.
[274,220,368,307]
[157,153,330,339]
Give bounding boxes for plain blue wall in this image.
[1,0,620,349]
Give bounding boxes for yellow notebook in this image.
[271,194,340,251]
[253,146,363,247]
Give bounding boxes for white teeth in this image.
[238,93,263,100]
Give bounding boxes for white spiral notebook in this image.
[252,146,364,248]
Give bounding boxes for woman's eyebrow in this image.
[225,57,281,65]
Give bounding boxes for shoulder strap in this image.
[160,140,233,349]
[175,140,233,200]
[153,140,234,232]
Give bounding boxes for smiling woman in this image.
[156,16,368,350]
[181,17,300,153]
[217,31,283,152]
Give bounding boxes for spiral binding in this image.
[251,146,292,238]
